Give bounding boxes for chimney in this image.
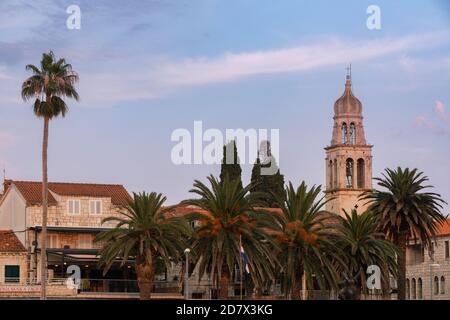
[3,179,12,194]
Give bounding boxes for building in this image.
[0,179,134,294]
[0,230,27,284]
[406,219,450,300]
[324,72,373,216]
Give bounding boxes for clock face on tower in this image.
[325,72,373,216]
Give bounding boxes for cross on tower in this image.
[346,64,352,79]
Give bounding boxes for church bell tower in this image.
[325,70,373,215]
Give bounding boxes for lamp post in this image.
[184,248,190,300]
[429,263,440,300]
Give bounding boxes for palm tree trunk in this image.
[40,116,49,300]
[219,267,230,300]
[136,259,155,300]
[381,263,391,300]
[291,280,303,300]
[397,231,407,300]
[254,284,263,298]
[291,268,304,300]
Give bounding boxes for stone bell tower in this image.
[325,70,373,215]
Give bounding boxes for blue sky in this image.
[0,0,449,212]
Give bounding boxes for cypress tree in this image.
[250,152,285,208]
[219,140,243,189]
[250,156,262,194]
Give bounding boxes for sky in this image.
[0,0,449,212]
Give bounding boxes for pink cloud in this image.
[415,115,448,135]
[435,101,450,124]
[415,115,435,129]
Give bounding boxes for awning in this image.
[31,226,113,233]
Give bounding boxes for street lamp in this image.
[429,263,440,300]
[184,248,190,300]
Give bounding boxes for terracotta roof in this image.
[165,205,340,225]
[437,219,450,236]
[164,205,208,218]
[0,230,26,252]
[4,180,131,206]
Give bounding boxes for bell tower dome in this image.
[325,69,373,215]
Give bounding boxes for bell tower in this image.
[325,69,373,215]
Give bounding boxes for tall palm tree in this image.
[361,167,447,300]
[182,175,276,299]
[95,192,191,300]
[21,51,79,299]
[334,209,399,299]
[260,181,340,299]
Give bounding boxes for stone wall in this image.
[0,282,76,298]
[0,252,27,284]
[26,196,124,230]
[406,235,450,300]
[24,196,125,251]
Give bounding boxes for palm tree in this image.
[21,51,79,299]
[334,209,399,299]
[361,167,447,300]
[95,192,192,300]
[260,181,340,299]
[182,175,276,299]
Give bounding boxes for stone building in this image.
[406,219,450,300]
[0,179,133,294]
[324,73,373,216]
[0,230,27,284]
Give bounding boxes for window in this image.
[434,276,439,295]
[357,158,365,189]
[418,278,423,299]
[89,200,102,215]
[407,244,425,265]
[406,278,410,300]
[411,278,416,299]
[47,234,59,249]
[78,234,92,249]
[440,276,445,294]
[328,160,333,189]
[5,265,20,283]
[345,158,354,188]
[349,122,356,144]
[333,159,338,188]
[445,241,449,260]
[342,123,348,144]
[67,199,80,215]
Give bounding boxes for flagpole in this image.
[239,234,243,300]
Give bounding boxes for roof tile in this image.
[0,230,26,252]
[5,180,131,206]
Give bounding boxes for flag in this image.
[240,244,250,274]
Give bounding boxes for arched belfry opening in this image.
[345,158,354,188]
[350,122,356,145]
[325,68,373,216]
[333,159,338,188]
[328,160,333,189]
[357,158,365,189]
[342,123,348,144]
